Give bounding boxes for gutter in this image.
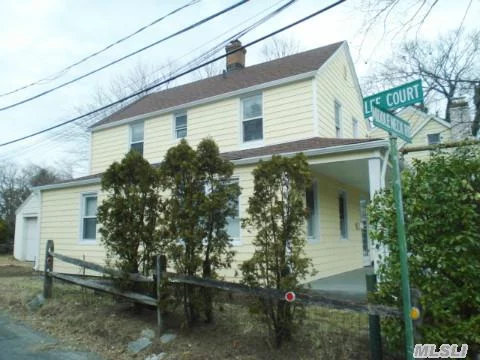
[34,177,101,192]
[231,139,390,166]
[90,71,318,132]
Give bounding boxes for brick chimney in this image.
[450,97,472,140]
[225,40,246,72]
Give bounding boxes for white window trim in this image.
[239,94,264,148]
[79,192,98,244]
[129,122,144,153]
[338,190,348,240]
[307,180,320,243]
[173,111,187,140]
[334,100,342,138]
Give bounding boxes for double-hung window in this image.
[175,113,187,139]
[338,191,348,239]
[81,194,97,241]
[335,101,342,138]
[225,179,240,244]
[242,94,263,142]
[427,133,440,145]
[306,182,319,240]
[130,122,144,155]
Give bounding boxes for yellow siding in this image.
[39,184,105,275]
[316,45,366,139]
[263,80,314,143]
[90,126,128,174]
[304,173,365,281]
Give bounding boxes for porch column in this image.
[368,157,386,273]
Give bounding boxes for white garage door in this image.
[24,217,39,261]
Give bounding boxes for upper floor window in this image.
[334,101,342,138]
[130,122,144,155]
[242,94,263,142]
[338,191,348,239]
[81,194,97,242]
[175,113,187,139]
[306,182,319,240]
[427,133,440,145]
[352,118,359,138]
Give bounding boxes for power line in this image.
[0,0,249,112]
[0,0,346,148]
[0,0,295,162]
[0,0,201,98]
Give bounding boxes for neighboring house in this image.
[368,97,474,164]
[32,40,391,281]
[13,191,40,265]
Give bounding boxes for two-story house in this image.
[27,40,391,281]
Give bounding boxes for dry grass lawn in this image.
[0,255,371,359]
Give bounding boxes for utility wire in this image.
[0,0,346,148]
[0,0,294,161]
[0,0,249,112]
[0,0,200,98]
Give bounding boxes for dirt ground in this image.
[0,255,371,360]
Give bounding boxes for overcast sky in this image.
[0,0,477,175]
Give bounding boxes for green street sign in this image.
[372,105,412,143]
[364,79,423,117]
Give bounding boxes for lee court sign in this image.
[363,79,423,117]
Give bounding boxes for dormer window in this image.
[130,122,144,155]
[242,94,263,142]
[427,133,440,145]
[175,113,187,139]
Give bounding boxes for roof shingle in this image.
[92,41,344,128]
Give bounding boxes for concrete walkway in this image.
[0,312,101,360]
[309,267,374,301]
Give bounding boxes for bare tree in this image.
[362,28,480,121]
[260,36,302,61]
[190,59,223,81]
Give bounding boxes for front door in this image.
[24,217,39,262]
[360,200,370,266]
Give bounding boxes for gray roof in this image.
[92,41,344,128]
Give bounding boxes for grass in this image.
[0,257,372,359]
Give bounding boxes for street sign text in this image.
[364,80,423,117]
[372,105,412,143]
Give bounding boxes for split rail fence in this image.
[43,239,401,359]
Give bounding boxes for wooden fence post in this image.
[367,273,383,360]
[43,240,54,298]
[156,254,166,332]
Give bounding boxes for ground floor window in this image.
[306,182,319,240]
[81,194,97,241]
[338,191,348,239]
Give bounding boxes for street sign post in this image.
[372,105,412,143]
[364,81,423,360]
[364,79,423,117]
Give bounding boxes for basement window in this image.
[242,94,263,142]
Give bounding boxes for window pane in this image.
[243,118,263,142]
[243,95,262,119]
[176,128,187,138]
[131,123,144,142]
[226,217,240,239]
[175,114,187,128]
[83,218,97,239]
[306,187,315,237]
[130,142,144,155]
[352,118,359,138]
[85,196,97,216]
[427,133,440,145]
[339,192,347,238]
